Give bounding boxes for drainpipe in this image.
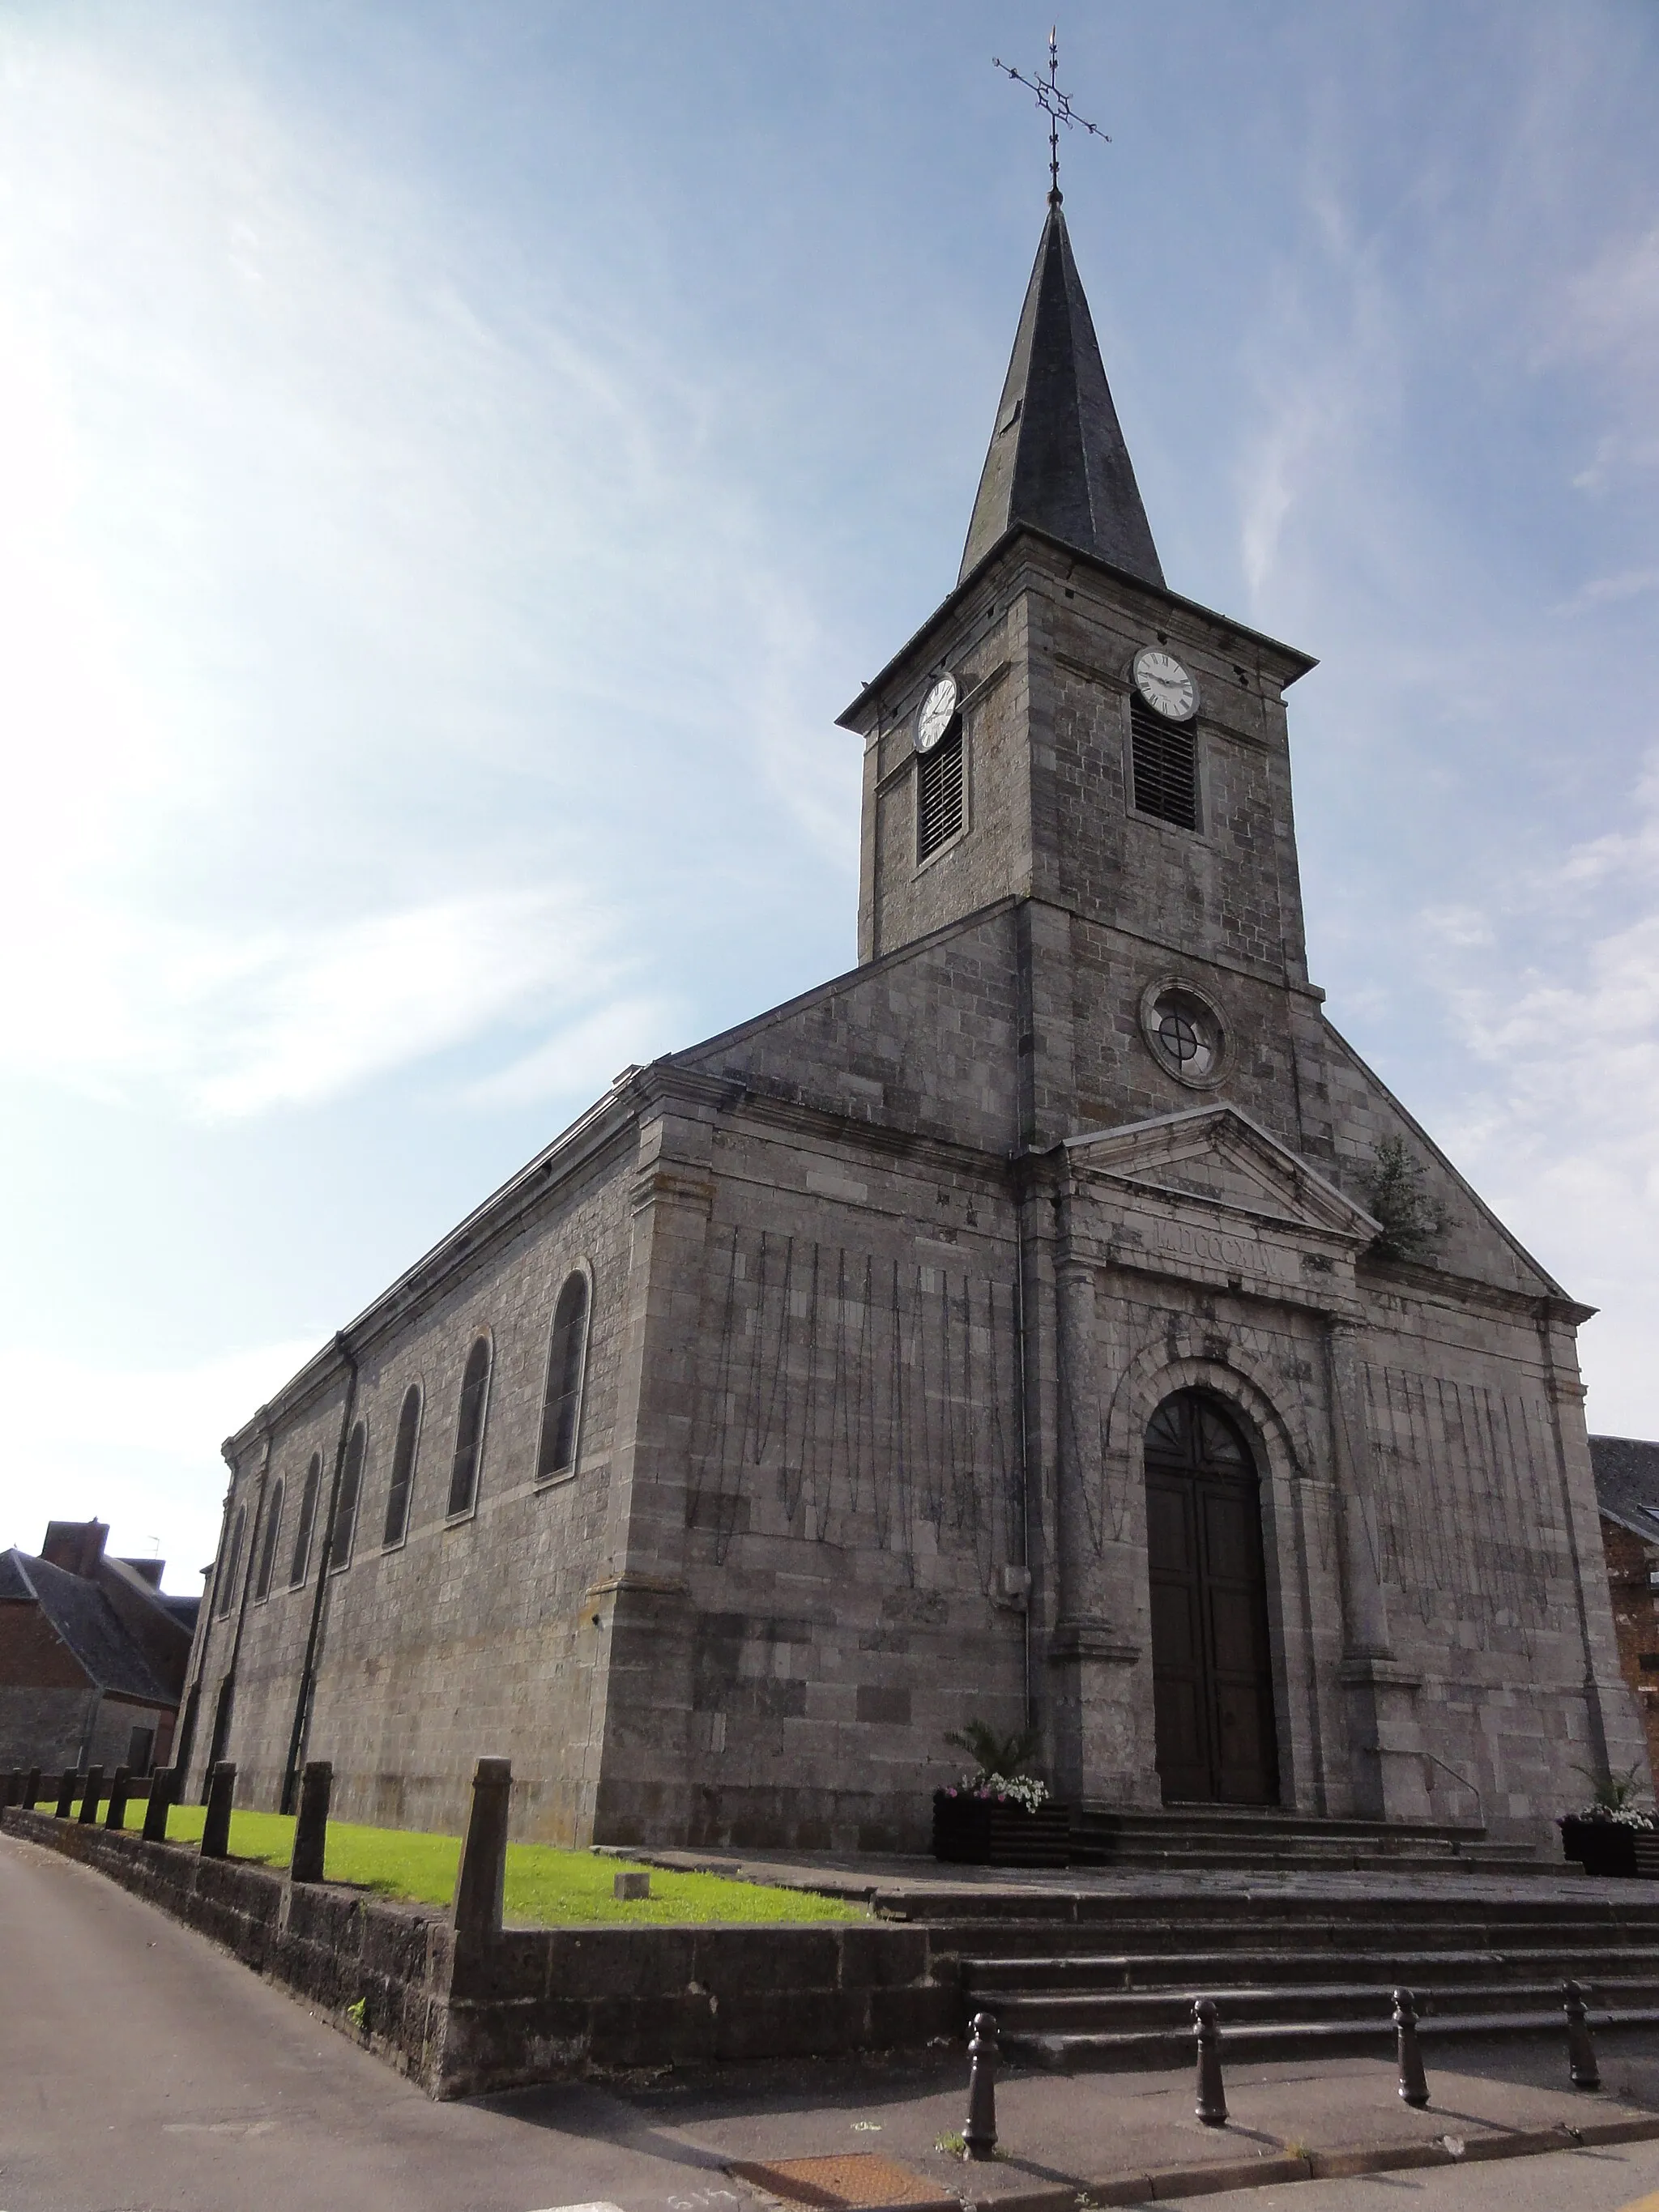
[281,1334,357,1813]
[75,1688,104,1771]
[1013,1180,1034,1735]
[207,1411,273,1791]
[177,1490,234,1784]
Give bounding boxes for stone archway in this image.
[1145,1388,1281,1806]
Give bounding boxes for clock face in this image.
[1132,647,1196,722]
[915,675,959,754]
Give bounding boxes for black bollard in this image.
[964,2010,999,2161]
[55,1769,77,1818]
[1393,1988,1430,2108]
[1194,1997,1228,2127]
[77,1766,104,1825]
[143,1766,175,1843]
[200,1760,236,1859]
[2,1770,16,1809]
[1564,1980,1601,2091]
[104,1766,130,1832]
[25,1767,41,1809]
[290,1760,332,1883]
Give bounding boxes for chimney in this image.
[40,1520,110,1579]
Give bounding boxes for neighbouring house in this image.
[1590,1437,1659,1785]
[0,1520,198,1776]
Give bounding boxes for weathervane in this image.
[993,27,1107,206]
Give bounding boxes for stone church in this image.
[180,198,1646,1854]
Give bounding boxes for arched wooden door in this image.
[1145,1391,1280,1805]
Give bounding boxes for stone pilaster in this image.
[1325,1322,1431,1822]
[1538,1311,1652,1794]
[1047,1250,1150,1805]
[588,1093,717,1847]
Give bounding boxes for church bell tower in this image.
[838,201,1332,1167]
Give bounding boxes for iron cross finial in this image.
[992,26,1108,206]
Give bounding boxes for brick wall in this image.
[1601,1516,1659,1781]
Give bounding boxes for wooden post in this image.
[55,1770,76,1818]
[200,1761,236,1859]
[77,1766,104,1826]
[24,1767,41,1809]
[452,1757,511,1943]
[104,1766,131,1831]
[142,1767,175,1843]
[290,1760,332,1882]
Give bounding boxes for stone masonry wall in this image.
[188,1135,638,1843]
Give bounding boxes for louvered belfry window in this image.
[1130,693,1199,829]
[916,718,965,860]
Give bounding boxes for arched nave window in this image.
[254,1478,284,1602]
[448,1336,492,1519]
[383,1384,421,1547]
[536,1272,591,1482]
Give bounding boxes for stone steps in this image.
[1063,1845,1541,1874]
[992,1975,1659,2036]
[1066,1805,1537,1873]
[936,1870,1659,2073]
[966,1944,1659,1994]
[1008,2006,1659,2073]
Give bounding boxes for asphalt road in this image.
[0,1831,747,2212]
[1160,2155,1659,2210]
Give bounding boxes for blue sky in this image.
[2,2,1656,1589]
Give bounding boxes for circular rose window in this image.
[1141,978,1229,1088]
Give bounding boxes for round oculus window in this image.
[1141,979,1229,1087]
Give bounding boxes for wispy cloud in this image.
[0,17,853,1126]
[462,994,685,1110]
[1555,568,1659,614]
[0,1337,319,1588]
[1419,753,1659,1432]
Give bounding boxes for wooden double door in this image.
[1145,1391,1280,1805]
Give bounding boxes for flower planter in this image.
[1560,1818,1659,1878]
[932,1788,1071,1868]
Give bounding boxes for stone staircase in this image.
[932,1885,1659,2072]
[1067,1805,1540,1875]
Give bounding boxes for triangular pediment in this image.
[1064,1104,1381,1247]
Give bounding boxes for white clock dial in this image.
[915,674,959,754]
[1132,647,1196,722]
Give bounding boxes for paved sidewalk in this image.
[603,2036,1659,2209]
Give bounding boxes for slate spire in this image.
[959,203,1164,589]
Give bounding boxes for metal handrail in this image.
[1420,1750,1483,1828]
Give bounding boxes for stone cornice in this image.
[224,1084,646,1449]
[1357,1251,1596,1329]
[837,523,1316,731]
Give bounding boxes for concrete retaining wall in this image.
[0,1807,956,2098]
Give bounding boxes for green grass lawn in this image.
[45,1797,862,1927]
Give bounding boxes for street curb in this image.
[948,2111,1659,2209]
